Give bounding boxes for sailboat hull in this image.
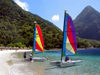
[32,57,48,62]
[60,60,82,67]
[50,60,82,67]
[50,60,61,66]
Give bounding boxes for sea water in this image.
[11,48,100,75]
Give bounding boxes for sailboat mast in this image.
[61,10,67,62]
[33,21,37,54]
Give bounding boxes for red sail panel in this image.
[35,24,44,52]
[36,24,44,49]
[67,18,76,52]
[35,41,43,52]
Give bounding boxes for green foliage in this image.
[77,37,100,48]
[0,44,4,47]
[7,42,26,47]
[0,0,62,49]
[7,43,14,47]
[14,42,26,47]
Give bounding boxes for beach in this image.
[0,49,100,75]
[0,50,31,75]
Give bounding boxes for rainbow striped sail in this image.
[33,24,44,53]
[62,11,77,56]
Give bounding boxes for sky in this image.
[14,0,100,30]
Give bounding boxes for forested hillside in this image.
[0,0,63,49]
[0,0,100,49]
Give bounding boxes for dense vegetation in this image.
[0,0,100,49]
[74,6,100,41]
[77,37,100,48]
[0,0,63,49]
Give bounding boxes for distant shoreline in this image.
[47,48,100,51]
[0,47,100,51]
[77,48,100,50]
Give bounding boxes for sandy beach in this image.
[1,49,100,75]
[0,49,50,75]
[0,50,31,75]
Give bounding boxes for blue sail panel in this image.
[62,13,68,56]
[33,25,36,53]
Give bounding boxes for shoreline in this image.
[0,50,32,75]
[0,47,100,52]
[47,48,100,51]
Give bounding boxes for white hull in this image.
[50,60,61,66]
[32,57,47,62]
[60,60,82,67]
[50,60,82,67]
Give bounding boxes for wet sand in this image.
[0,50,31,75]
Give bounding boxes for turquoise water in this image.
[15,49,100,75]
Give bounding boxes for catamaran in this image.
[32,22,47,62]
[50,10,82,67]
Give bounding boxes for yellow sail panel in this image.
[36,28,44,51]
[66,37,75,54]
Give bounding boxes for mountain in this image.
[0,0,63,49]
[0,0,100,49]
[74,6,100,41]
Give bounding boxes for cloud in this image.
[52,14,59,21]
[15,0,28,11]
